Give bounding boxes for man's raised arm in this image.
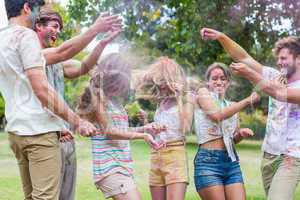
[44,13,122,65]
[200,27,263,74]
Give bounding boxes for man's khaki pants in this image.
[261,152,300,200]
[9,132,61,200]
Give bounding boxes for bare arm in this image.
[234,128,254,144]
[43,14,122,65]
[230,62,300,104]
[26,67,96,135]
[63,30,122,79]
[182,92,195,133]
[92,91,157,142]
[200,27,263,74]
[197,88,260,123]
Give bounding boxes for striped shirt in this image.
[91,100,133,183]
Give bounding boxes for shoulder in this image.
[13,25,38,39]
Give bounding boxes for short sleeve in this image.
[262,66,280,81]
[18,29,45,70]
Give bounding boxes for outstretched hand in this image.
[75,119,97,137]
[248,92,261,105]
[229,62,255,77]
[144,122,167,135]
[60,129,74,142]
[200,27,223,41]
[238,128,254,138]
[101,28,123,46]
[92,12,122,33]
[143,134,165,150]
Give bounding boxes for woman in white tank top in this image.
[193,63,260,200]
[136,57,194,200]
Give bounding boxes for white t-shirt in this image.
[262,66,300,158]
[0,25,64,135]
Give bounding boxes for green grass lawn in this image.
[0,133,300,200]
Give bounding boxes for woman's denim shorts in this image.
[194,147,244,191]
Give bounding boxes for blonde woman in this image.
[137,57,193,200]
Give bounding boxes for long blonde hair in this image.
[77,53,131,129]
[136,57,188,133]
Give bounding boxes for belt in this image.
[165,139,185,147]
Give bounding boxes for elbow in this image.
[59,50,73,62]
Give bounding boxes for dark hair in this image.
[273,36,300,58]
[35,9,63,30]
[5,0,45,19]
[205,62,231,81]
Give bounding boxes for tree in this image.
[66,0,297,107]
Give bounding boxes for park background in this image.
[0,0,300,199]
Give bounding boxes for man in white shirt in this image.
[2,0,121,199]
[200,27,300,200]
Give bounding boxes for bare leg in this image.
[224,183,246,200]
[150,186,166,200]
[113,188,141,200]
[166,183,187,200]
[198,185,226,200]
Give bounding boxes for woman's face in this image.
[207,68,230,95]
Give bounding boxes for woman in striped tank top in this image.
[77,53,165,200]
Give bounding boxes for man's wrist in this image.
[99,40,108,47]
[218,33,227,42]
[72,116,82,130]
[87,25,99,38]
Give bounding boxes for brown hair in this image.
[77,53,131,128]
[273,36,300,58]
[205,62,231,82]
[35,8,63,30]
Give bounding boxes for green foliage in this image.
[64,0,300,138]
[0,95,4,118]
[66,0,297,106]
[64,51,90,108]
[125,101,142,126]
[64,75,89,109]
[240,110,267,140]
[126,100,156,126]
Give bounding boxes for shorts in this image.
[149,145,189,186]
[95,173,137,199]
[194,148,244,191]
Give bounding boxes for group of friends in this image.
[1,1,300,200]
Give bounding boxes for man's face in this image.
[277,48,296,78]
[23,3,41,28]
[36,20,61,48]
